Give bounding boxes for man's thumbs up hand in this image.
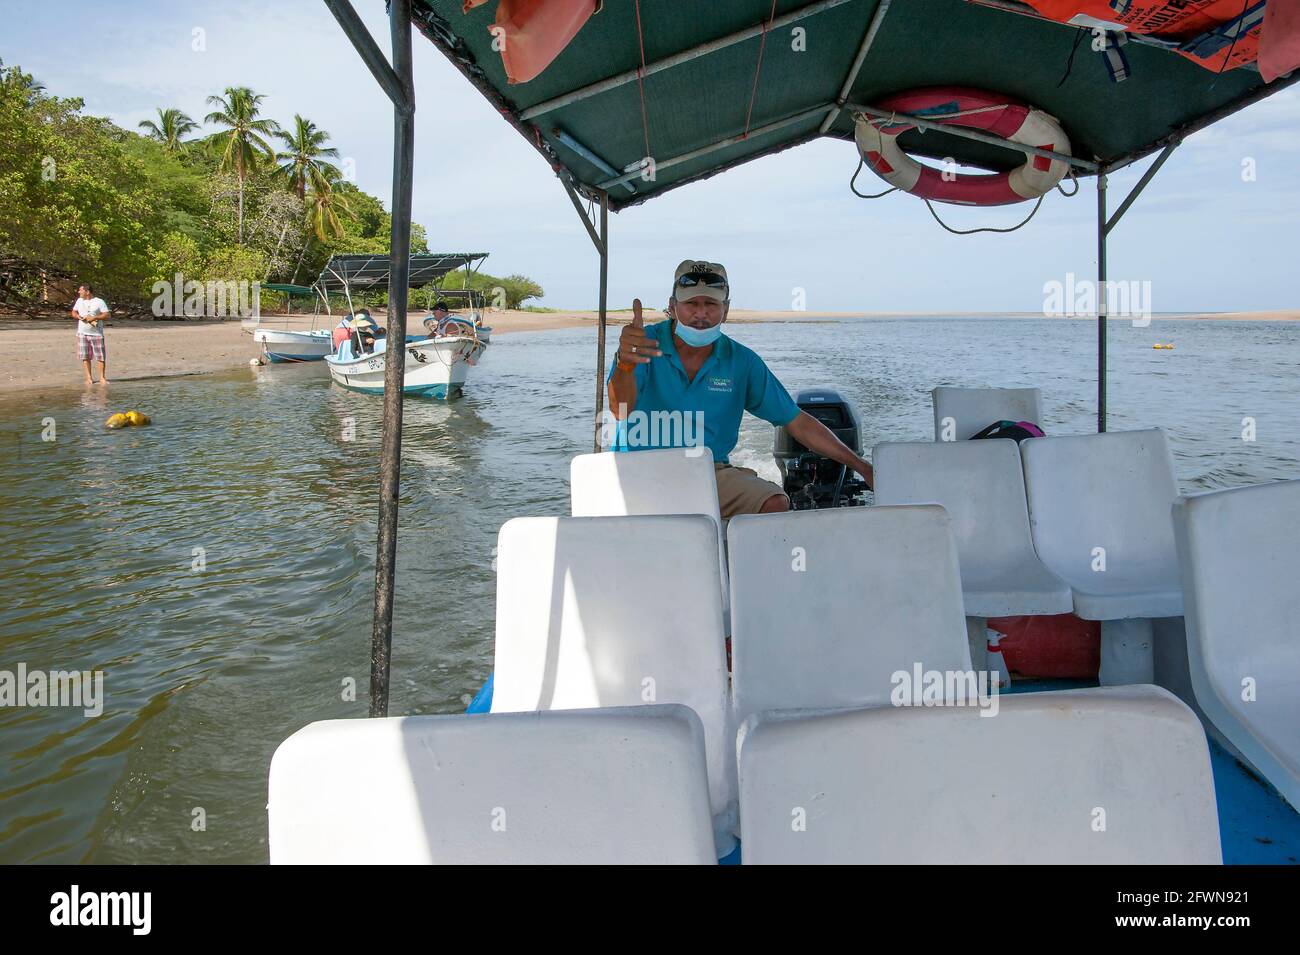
[617,298,661,365]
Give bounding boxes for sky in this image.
[3,0,1298,312]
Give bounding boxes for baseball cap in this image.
[672,259,729,303]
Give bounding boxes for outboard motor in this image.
[773,387,870,510]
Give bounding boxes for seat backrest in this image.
[873,439,1036,570]
[738,685,1221,864]
[932,386,1043,441]
[570,448,727,610]
[1021,429,1179,586]
[728,505,971,730]
[1174,479,1300,809]
[571,447,720,524]
[491,514,731,816]
[268,705,717,864]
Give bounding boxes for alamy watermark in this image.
[598,404,706,455]
[0,664,103,717]
[1043,272,1152,327]
[152,273,260,319]
[890,664,1000,717]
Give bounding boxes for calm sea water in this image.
[1,317,1297,863]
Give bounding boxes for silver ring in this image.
[631,345,637,354]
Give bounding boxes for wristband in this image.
[615,350,637,372]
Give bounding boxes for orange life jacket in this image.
[1024,0,1263,72]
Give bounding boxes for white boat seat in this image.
[570,448,728,615]
[1021,429,1183,620]
[728,505,972,732]
[932,386,1043,442]
[268,705,717,864]
[738,685,1221,864]
[489,514,733,841]
[873,440,1072,618]
[1174,479,1300,811]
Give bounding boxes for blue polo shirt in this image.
[607,320,801,463]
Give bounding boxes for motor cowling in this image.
[773,387,869,510]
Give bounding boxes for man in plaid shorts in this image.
[70,284,111,384]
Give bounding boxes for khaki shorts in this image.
[714,463,787,519]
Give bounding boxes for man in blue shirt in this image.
[607,259,873,517]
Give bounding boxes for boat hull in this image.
[253,328,334,362]
[325,335,487,398]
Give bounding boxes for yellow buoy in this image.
[125,410,151,426]
[106,413,129,429]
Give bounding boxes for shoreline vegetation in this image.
[2,307,1296,397]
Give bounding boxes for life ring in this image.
[854,87,1071,206]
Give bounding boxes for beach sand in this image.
[2,307,1296,396]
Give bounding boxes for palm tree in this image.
[138,107,198,154]
[0,60,45,105]
[204,86,280,243]
[305,166,351,242]
[274,115,341,200]
[290,170,352,283]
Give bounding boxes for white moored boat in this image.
[244,282,334,362]
[325,330,487,398]
[316,251,491,399]
[253,327,335,363]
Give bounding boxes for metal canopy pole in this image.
[325,0,415,718]
[1094,140,1180,435]
[1096,172,1107,434]
[1105,141,1179,236]
[819,0,893,134]
[560,180,610,450]
[596,191,609,451]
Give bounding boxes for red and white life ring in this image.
[854,87,1072,206]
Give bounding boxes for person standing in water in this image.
[70,284,111,385]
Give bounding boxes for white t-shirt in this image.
[73,297,108,337]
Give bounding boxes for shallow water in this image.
[0,318,1296,862]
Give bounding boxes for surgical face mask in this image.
[673,317,724,347]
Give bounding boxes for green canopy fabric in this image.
[411,0,1292,209]
[261,283,315,295]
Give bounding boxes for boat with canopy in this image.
[266,0,1300,865]
[318,251,491,397]
[246,282,335,362]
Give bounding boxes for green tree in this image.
[274,114,340,200]
[204,86,279,244]
[0,61,159,306]
[305,164,351,242]
[138,107,198,154]
[439,269,543,308]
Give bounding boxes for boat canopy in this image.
[314,252,489,293]
[410,0,1296,208]
[261,283,315,296]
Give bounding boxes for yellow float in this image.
[105,410,152,428]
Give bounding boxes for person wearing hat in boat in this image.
[425,300,471,338]
[332,312,357,353]
[608,259,873,518]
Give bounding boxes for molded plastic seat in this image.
[490,514,732,829]
[1021,429,1182,620]
[727,505,972,731]
[268,705,716,864]
[571,447,727,612]
[873,440,1072,617]
[738,685,1221,864]
[932,386,1043,441]
[1174,480,1300,811]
